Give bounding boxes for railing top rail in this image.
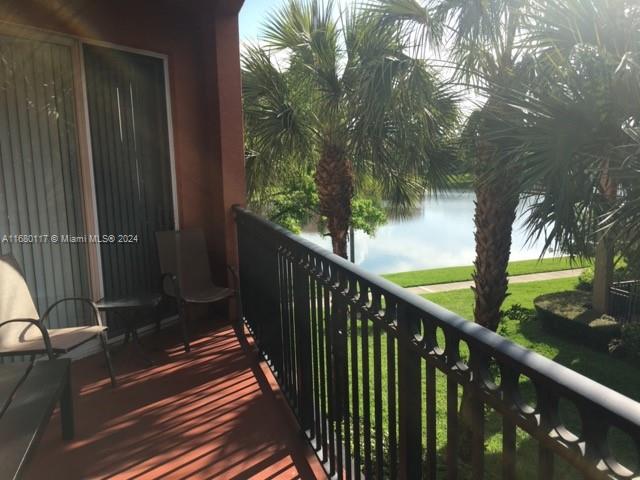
[234,206,640,431]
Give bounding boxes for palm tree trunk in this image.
[593,233,614,313]
[315,144,354,258]
[459,133,519,464]
[593,161,618,313]
[471,138,519,331]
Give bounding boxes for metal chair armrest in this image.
[41,297,103,328]
[0,319,54,359]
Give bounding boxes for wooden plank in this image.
[0,359,71,480]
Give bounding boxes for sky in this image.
[239,0,277,41]
[239,0,356,42]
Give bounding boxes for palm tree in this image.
[488,0,640,313]
[372,0,532,331]
[242,0,458,258]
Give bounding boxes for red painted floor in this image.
[26,320,325,480]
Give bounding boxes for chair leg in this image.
[179,302,190,353]
[99,332,117,388]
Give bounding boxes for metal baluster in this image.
[502,416,517,480]
[332,270,346,479]
[387,302,398,479]
[537,387,556,480]
[350,279,362,478]
[501,368,518,480]
[398,305,422,480]
[266,240,283,374]
[470,352,486,479]
[294,252,313,433]
[288,256,298,403]
[341,278,352,480]
[310,271,321,445]
[362,287,373,478]
[324,282,337,475]
[446,376,458,480]
[373,292,384,479]
[317,278,329,465]
[471,390,485,480]
[278,250,292,394]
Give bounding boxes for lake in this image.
[299,190,551,274]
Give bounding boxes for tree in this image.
[242,0,458,258]
[489,0,640,313]
[372,0,532,331]
[247,168,388,238]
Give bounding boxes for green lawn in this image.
[420,277,639,478]
[343,276,637,478]
[383,257,591,288]
[423,277,640,402]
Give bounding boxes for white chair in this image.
[0,254,116,387]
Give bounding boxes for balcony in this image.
[26,321,325,479]
[235,207,640,480]
[21,208,640,480]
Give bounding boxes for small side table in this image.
[95,293,163,366]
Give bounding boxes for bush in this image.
[534,291,621,351]
[577,267,594,291]
[501,303,535,322]
[576,261,634,292]
[621,323,640,358]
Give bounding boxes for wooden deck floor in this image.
[26,320,325,480]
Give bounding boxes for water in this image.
[299,190,551,274]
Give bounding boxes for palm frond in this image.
[242,45,314,195]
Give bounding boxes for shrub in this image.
[576,261,634,292]
[577,267,594,291]
[534,291,621,351]
[501,303,534,323]
[621,323,640,358]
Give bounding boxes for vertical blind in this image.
[0,35,91,333]
[83,45,174,334]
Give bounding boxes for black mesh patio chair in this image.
[156,229,236,352]
[0,254,116,387]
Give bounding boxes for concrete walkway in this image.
[407,268,586,295]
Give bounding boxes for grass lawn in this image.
[421,277,639,478]
[383,257,591,288]
[345,276,637,478]
[421,277,640,402]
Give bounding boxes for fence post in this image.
[398,304,422,479]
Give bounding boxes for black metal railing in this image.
[235,207,640,480]
[610,280,640,324]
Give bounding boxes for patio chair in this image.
[156,229,235,352]
[0,254,116,387]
